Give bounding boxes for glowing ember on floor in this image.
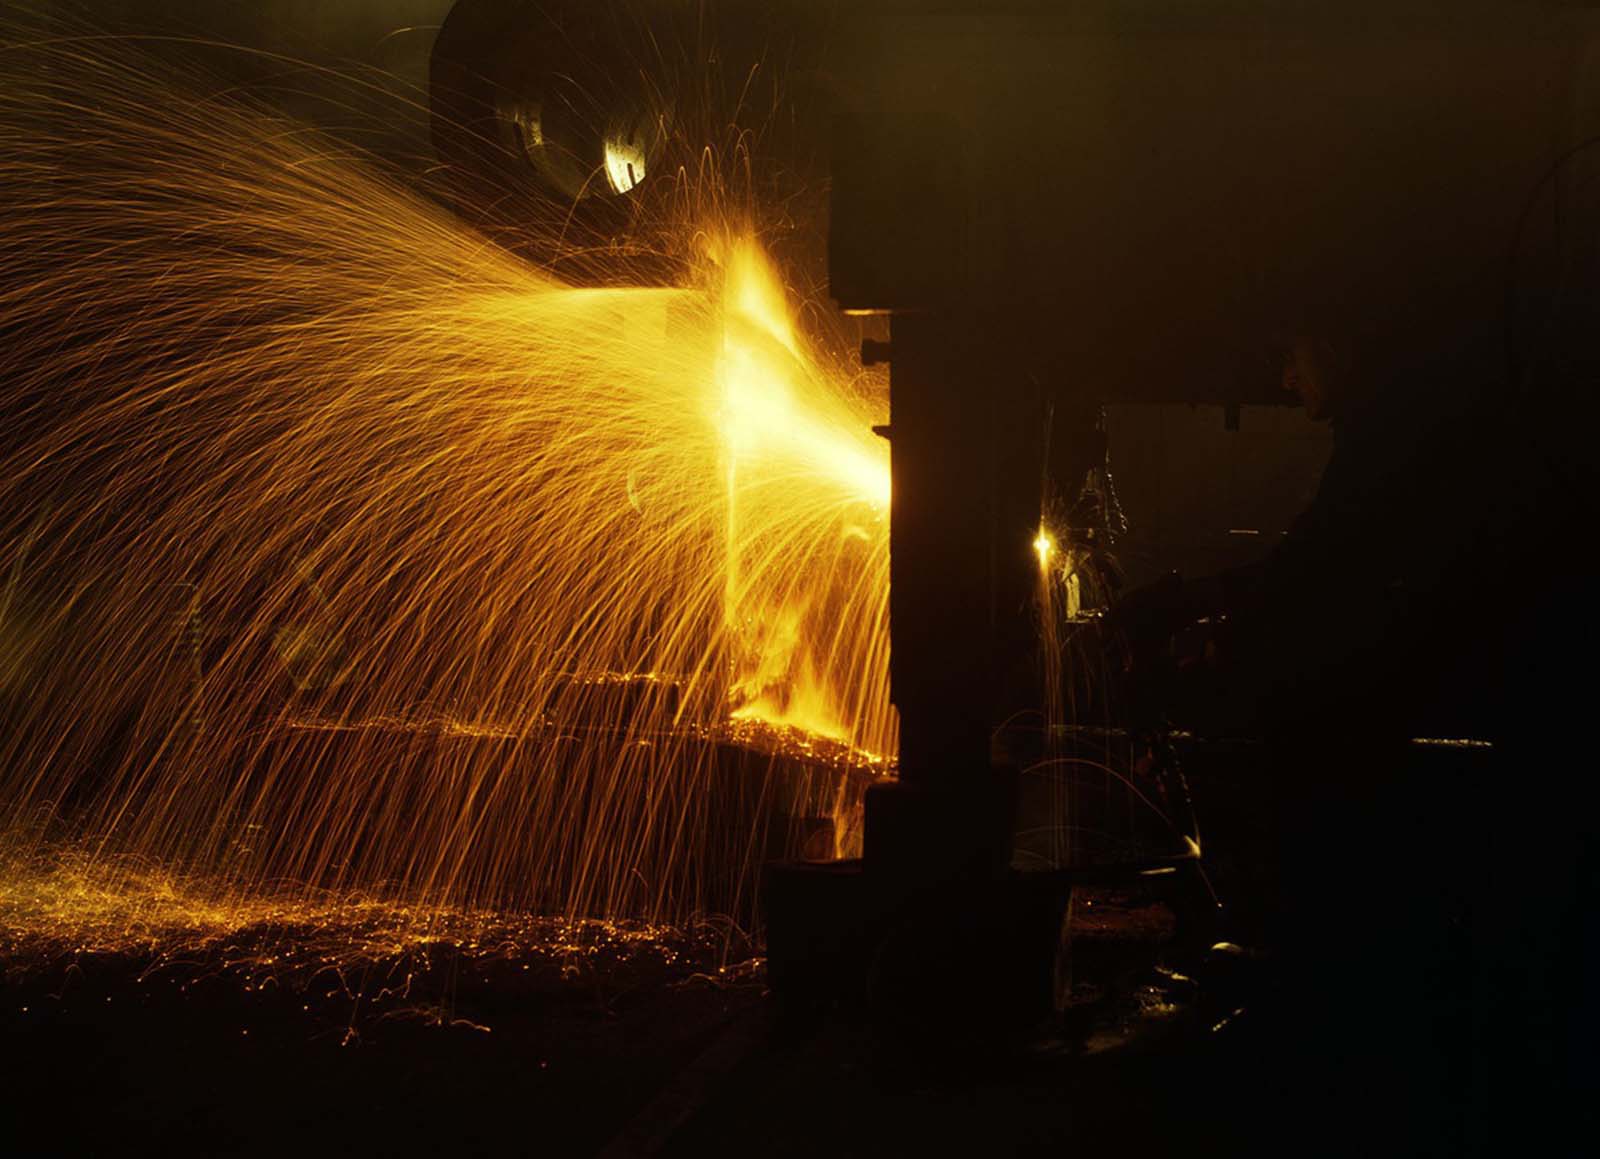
[0,851,735,976]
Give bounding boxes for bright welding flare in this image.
[716,244,890,509]
[1033,528,1056,570]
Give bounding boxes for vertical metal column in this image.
[887,311,994,788]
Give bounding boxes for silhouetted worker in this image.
[1111,285,1594,1156]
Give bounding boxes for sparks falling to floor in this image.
[0,28,892,939]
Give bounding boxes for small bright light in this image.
[603,137,646,194]
[1033,529,1055,568]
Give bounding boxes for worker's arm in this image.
[1107,558,1269,640]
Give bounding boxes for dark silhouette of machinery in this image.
[426,5,1597,1051]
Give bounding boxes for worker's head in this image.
[1269,253,1503,424]
[1280,336,1342,422]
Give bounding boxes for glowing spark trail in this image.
[0,29,892,937]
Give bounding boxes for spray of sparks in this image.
[0,28,892,952]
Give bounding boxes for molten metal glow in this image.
[0,31,891,930]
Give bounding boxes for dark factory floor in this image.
[2,928,764,1157]
[0,751,1367,1158]
[3,741,1577,1158]
[1,882,1268,1159]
